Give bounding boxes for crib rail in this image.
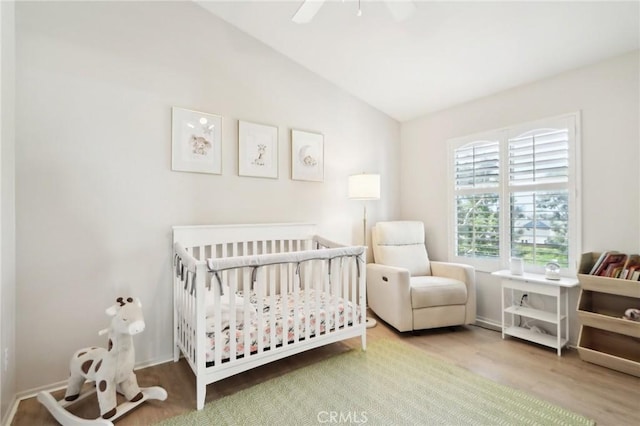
[172,225,366,410]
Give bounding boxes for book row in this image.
[588,252,640,280]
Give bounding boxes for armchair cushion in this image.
[372,221,431,276]
[409,276,467,309]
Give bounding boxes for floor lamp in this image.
[348,173,380,328]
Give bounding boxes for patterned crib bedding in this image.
[205,289,360,363]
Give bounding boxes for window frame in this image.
[447,112,581,276]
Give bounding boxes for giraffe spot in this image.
[130,392,143,402]
[108,339,113,351]
[99,380,107,392]
[81,360,93,374]
[64,394,79,402]
[94,359,102,373]
[102,407,117,419]
[77,351,86,358]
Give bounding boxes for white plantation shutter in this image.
[509,129,569,185]
[452,139,501,261]
[510,190,569,264]
[448,114,580,274]
[507,127,571,267]
[455,141,500,189]
[455,193,500,258]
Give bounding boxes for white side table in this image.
[492,270,579,356]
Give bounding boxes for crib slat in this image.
[256,267,264,354]
[351,258,357,326]
[342,257,349,329]
[269,265,276,351]
[316,259,323,336]
[293,262,300,344]
[336,258,342,333]
[228,268,236,362]
[303,261,311,341]
[243,268,251,358]
[280,261,287,348]
[355,257,360,326]
[214,268,223,367]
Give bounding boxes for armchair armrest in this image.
[366,263,413,332]
[430,261,474,284]
[430,261,476,324]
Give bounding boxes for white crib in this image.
[172,223,367,410]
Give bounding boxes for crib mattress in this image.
[205,289,360,363]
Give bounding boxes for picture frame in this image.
[291,129,324,182]
[171,107,222,174]
[238,120,279,179]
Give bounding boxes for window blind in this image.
[508,129,569,186]
[455,141,500,189]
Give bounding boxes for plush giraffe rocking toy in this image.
[37,297,167,426]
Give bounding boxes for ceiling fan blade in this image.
[385,0,416,22]
[292,0,326,24]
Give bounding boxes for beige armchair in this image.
[366,221,476,332]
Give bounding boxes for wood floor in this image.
[11,317,640,426]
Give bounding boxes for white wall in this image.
[400,51,640,342]
[14,1,400,393]
[1,0,17,422]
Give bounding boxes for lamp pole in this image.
[362,203,367,248]
[348,173,381,329]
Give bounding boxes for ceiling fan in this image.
[292,0,416,24]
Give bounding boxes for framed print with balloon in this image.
[291,129,324,182]
[171,107,222,174]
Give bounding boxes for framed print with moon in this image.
[291,129,324,182]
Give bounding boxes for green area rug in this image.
[159,339,594,425]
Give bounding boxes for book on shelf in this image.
[620,254,640,280]
[589,251,611,275]
[592,252,626,277]
[588,252,640,281]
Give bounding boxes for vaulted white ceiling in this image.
[198,1,640,122]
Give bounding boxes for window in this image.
[448,114,580,275]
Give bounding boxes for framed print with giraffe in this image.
[238,120,278,179]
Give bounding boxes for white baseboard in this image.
[474,316,501,332]
[2,395,17,426]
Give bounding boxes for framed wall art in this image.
[171,107,222,174]
[238,120,279,179]
[291,129,324,182]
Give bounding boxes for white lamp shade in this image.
[348,174,381,200]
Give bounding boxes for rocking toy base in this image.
[37,386,168,426]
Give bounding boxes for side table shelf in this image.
[492,270,579,356]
